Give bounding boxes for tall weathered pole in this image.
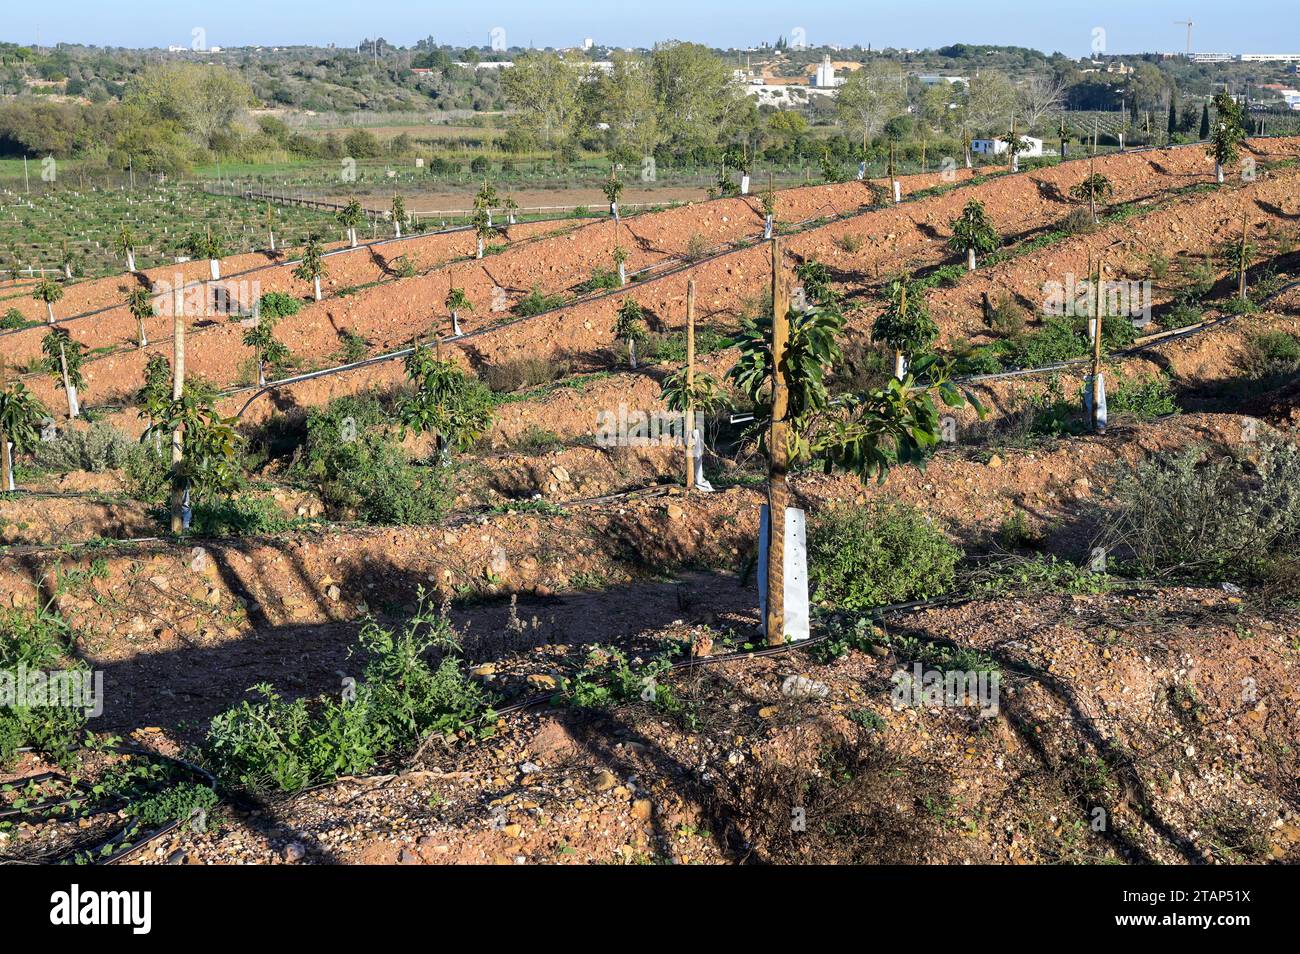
[685,280,696,492]
[766,238,790,646]
[169,299,186,534]
[1092,259,1106,435]
[1238,209,1250,301]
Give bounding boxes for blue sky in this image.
[6,1,1299,55]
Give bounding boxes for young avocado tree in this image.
[337,197,365,248]
[873,275,939,379]
[137,353,171,455]
[115,225,137,272]
[472,179,499,259]
[501,196,519,225]
[293,235,327,301]
[264,201,277,252]
[127,286,154,348]
[60,243,77,280]
[1004,125,1029,173]
[614,298,646,369]
[41,328,85,418]
[1222,211,1255,302]
[445,284,471,336]
[725,144,752,195]
[397,344,495,462]
[1069,172,1114,225]
[142,387,243,533]
[243,312,291,387]
[612,244,628,286]
[759,178,777,240]
[186,229,225,280]
[948,199,999,271]
[1208,91,1247,185]
[390,193,407,238]
[33,277,63,324]
[603,168,624,222]
[729,244,978,642]
[0,378,47,491]
[1058,118,1071,159]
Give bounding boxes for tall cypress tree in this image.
[1168,96,1178,136]
[1199,103,1211,139]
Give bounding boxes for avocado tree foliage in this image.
[243,313,291,387]
[293,235,327,301]
[337,197,365,247]
[141,389,243,503]
[872,275,939,377]
[127,286,154,348]
[397,344,495,457]
[32,278,63,324]
[614,298,647,368]
[948,199,1000,270]
[41,328,85,418]
[1207,91,1247,184]
[729,299,977,483]
[0,380,48,490]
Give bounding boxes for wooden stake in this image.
[1092,259,1106,434]
[1239,209,1250,301]
[169,305,186,534]
[766,238,790,647]
[685,280,696,492]
[0,359,11,493]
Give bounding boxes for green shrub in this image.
[34,423,139,473]
[481,355,570,393]
[203,597,493,793]
[577,267,621,292]
[336,329,370,364]
[1101,441,1300,586]
[295,394,453,525]
[256,291,301,320]
[0,606,85,767]
[1,307,36,330]
[809,503,961,610]
[1109,375,1179,419]
[185,496,299,536]
[1242,331,1300,379]
[513,284,566,316]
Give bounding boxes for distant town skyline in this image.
[4,1,1299,57]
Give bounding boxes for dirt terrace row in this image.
[0,413,1257,641]
[0,168,978,365]
[3,289,1291,552]
[200,143,1299,433]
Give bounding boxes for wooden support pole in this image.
[0,359,11,493]
[1092,259,1106,435]
[1239,209,1250,301]
[685,280,696,492]
[766,238,790,646]
[169,305,186,535]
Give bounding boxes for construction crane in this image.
[1175,19,1193,54]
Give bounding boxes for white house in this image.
[971,136,1044,158]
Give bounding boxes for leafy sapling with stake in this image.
[243,311,291,387]
[41,329,85,419]
[390,192,407,238]
[948,199,999,271]
[603,167,624,222]
[446,285,472,336]
[398,344,495,462]
[33,278,63,324]
[293,235,328,301]
[614,298,647,369]
[127,286,154,348]
[1207,91,1246,185]
[873,275,939,379]
[337,197,365,248]
[0,379,48,491]
[472,179,499,258]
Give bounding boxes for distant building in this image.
[1188,52,1235,63]
[1239,53,1300,63]
[971,136,1044,158]
[917,74,969,87]
[812,56,844,89]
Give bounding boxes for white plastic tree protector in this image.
[857,161,867,180]
[757,504,810,642]
[692,428,714,492]
[740,174,750,195]
[1083,373,1108,428]
[4,442,13,491]
[764,214,773,240]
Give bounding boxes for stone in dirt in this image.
[781,675,829,699]
[282,841,307,863]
